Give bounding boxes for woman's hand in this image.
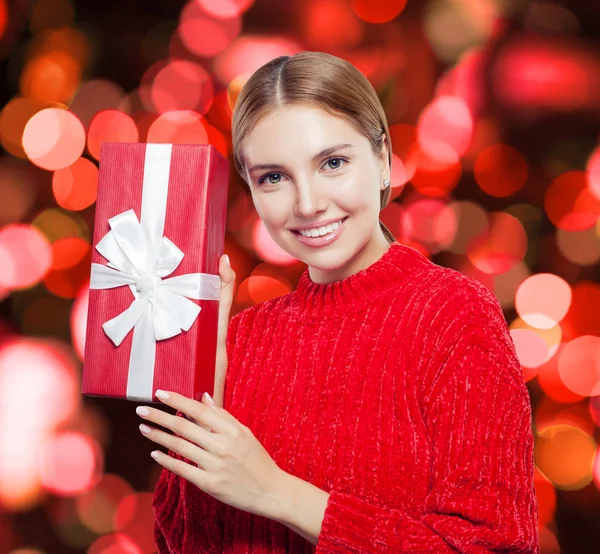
[137,390,285,519]
[214,253,236,408]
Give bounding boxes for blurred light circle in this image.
[252,219,297,265]
[446,201,488,255]
[87,110,138,161]
[516,273,571,330]
[32,207,90,243]
[424,0,496,64]
[380,201,404,240]
[560,281,600,341]
[70,283,89,360]
[417,96,473,157]
[556,225,600,266]
[492,261,531,312]
[147,110,208,144]
[401,193,457,254]
[536,343,586,403]
[0,337,78,427]
[39,431,101,496]
[0,0,7,39]
[76,473,135,534]
[510,328,549,369]
[474,144,528,197]
[350,0,406,23]
[43,247,92,299]
[586,145,600,199]
[195,0,254,19]
[0,224,52,289]
[70,79,128,129]
[214,35,302,84]
[466,212,527,274]
[534,424,596,490]
[558,335,600,397]
[247,274,292,304]
[407,139,462,196]
[0,96,51,158]
[151,60,213,114]
[300,0,363,50]
[20,51,81,104]
[113,492,156,553]
[22,108,85,171]
[88,534,142,554]
[0,157,39,225]
[50,237,90,270]
[545,170,600,231]
[179,1,241,57]
[52,157,98,211]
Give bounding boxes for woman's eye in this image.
[324,157,347,171]
[259,173,283,185]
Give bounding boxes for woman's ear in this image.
[379,133,391,182]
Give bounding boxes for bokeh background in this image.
[0,0,599,552]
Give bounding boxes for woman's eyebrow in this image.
[247,143,355,174]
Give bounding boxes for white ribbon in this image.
[89,143,220,402]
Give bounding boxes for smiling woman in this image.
[150,51,540,554]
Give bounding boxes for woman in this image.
[139,51,540,552]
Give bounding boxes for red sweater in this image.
[152,242,540,553]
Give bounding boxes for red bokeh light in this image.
[350,0,407,24]
[147,110,208,143]
[474,144,528,197]
[87,110,138,160]
[52,157,98,210]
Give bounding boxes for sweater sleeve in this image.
[152,312,243,553]
[315,340,539,553]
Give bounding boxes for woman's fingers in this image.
[213,253,236,408]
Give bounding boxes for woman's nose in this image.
[294,179,327,217]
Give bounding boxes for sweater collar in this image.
[295,241,428,317]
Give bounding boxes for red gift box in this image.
[82,142,229,403]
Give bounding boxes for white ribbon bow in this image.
[90,208,220,346]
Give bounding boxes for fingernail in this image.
[150,450,160,460]
[224,254,230,268]
[139,423,151,435]
[155,390,169,400]
[136,406,150,417]
[203,392,215,406]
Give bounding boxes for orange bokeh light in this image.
[0,96,52,158]
[20,51,81,104]
[22,108,85,171]
[558,335,600,397]
[53,157,98,210]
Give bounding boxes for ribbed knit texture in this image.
[152,242,540,553]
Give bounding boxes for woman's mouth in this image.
[291,217,349,248]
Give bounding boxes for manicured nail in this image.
[224,254,230,267]
[203,392,215,406]
[136,406,150,417]
[139,423,151,435]
[155,390,169,400]
[150,450,160,460]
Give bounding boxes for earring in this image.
[383,179,390,188]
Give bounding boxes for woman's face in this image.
[241,103,391,283]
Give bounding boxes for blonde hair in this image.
[231,51,396,244]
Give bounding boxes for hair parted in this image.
[230,51,396,244]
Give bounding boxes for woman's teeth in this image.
[298,219,343,238]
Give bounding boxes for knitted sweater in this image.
[152,242,540,553]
